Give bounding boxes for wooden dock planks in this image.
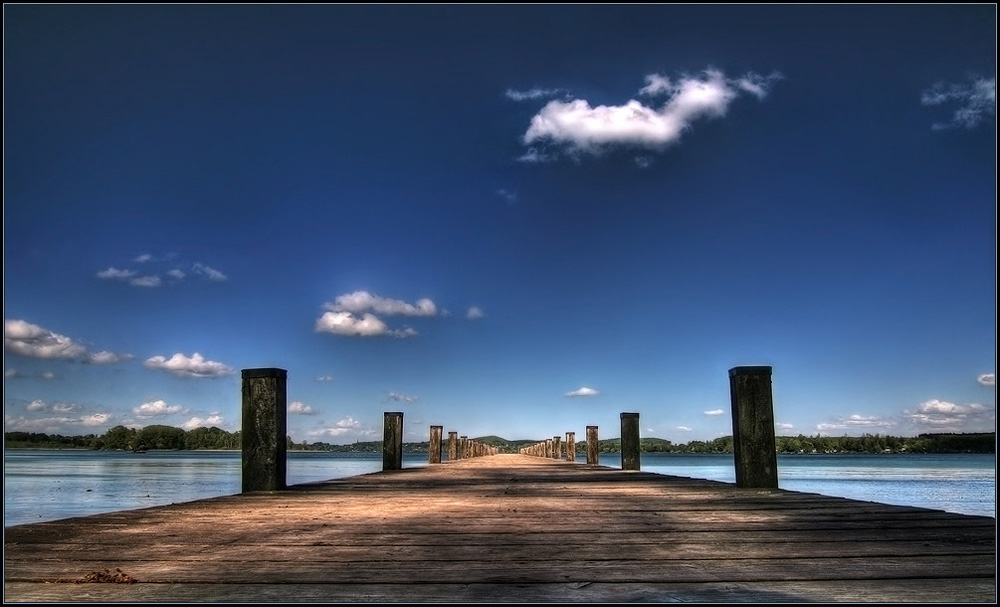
[4,454,996,603]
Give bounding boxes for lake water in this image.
[3,450,995,527]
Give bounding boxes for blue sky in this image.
[4,5,995,445]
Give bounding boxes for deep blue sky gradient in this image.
[4,5,995,444]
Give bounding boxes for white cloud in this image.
[315,311,395,337]
[505,87,563,101]
[310,416,368,438]
[96,267,136,280]
[565,387,599,398]
[921,76,995,130]
[81,413,111,426]
[521,68,781,160]
[52,403,77,413]
[386,391,419,404]
[5,412,112,433]
[167,269,186,280]
[134,254,154,263]
[144,352,234,378]
[288,401,315,415]
[904,399,995,432]
[134,399,184,417]
[776,422,795,431]
[316,291,434,338]
[328,291,437,317]
[5,368,24,379]
[27,399,46,411]
[466,306,485,320]
[703,409,724,416]
[129,275,161,287]
[316,375,334,382]
[977,373,995,387]
[41,370,56,380]
[816,414,897,434]
[4,319,124,364]
[181,413,226,430]
[192,263,227,282]
[677,426,692,432]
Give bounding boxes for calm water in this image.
[3,450,995,527]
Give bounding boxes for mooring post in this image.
[460,436,468,460]
[586,425,599,465]
[552,436,561,460]
[241,368,287,493]
[383,412,404,471]
[620,412,640,471]
[448,431,458,461]
[544,439,553,459]
[429,425,443,464]
[729,366,778,489]
[565,431,576,462]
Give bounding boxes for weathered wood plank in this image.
[4,454,994,603]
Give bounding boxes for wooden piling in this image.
[429,425,443,464]
[447,431,458,461]
[729,366,778,489]
[241,368,287,492]
[552,436,561,460]
[586,425,599,465]
[382,412,404,471]
[620,412,640,471]
[565,431,576,462]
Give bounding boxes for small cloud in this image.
[505,87,564,101]
[703,409,724,416]
[288,401,315,415]
[182,413,225,430]
[96,267,136,280]
[27,399,47,411]
[52,403,77,413]
[921,76,995,130]
[192,263,227,282]
[903,399,995,433]
[129,275,161,288]
[466,306,485,320]
[166,269,186,280]
[496,189,517,205]
[134,399,184,417]
[565,387,598,398]
[144,352,234,378]
[310,416,367,438]
[520,68,781,160]
[81,413,111,427]
[5,368,24,379]
[134,254,154,263]
[676,426,693,432]
[316,291,434,338]
[316,375,334,382]
[776,422,794,431]
[634,156,654,169]
[977,373,995,387]
[816,414,897,434]
[4,319,125,364]
[386,391,419,404]
[41,370,56,380]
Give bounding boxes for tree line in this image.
[4,427,994,454]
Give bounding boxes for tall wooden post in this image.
[448,431,458,461]
[565,431,576,462]
[552,436,561,460]
[460,436,468,460]
[586,426,599,465]
[729,366,778,489]
[429,425,443,464]
[620,412,640,471]
[241,368,287,492]
[383,412,404,471]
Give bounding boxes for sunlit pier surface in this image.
[4,454,995,603]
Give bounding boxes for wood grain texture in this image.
[4,454,995,603]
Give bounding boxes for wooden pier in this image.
[4,454,995,603]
